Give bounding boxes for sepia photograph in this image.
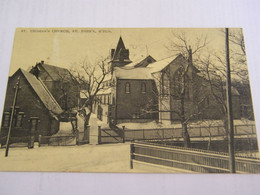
[0,27,259,173]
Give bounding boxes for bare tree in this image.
[197,28,253,143]
[71,57,110,130]
[164,31,209,147]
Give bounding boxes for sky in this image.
[9,28,235,76]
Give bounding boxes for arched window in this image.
[161,72,169,96]
[173,68,190,99]
[173,69,182,97]
[125,82,130,93]
[141,83,146,93]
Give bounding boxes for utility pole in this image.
[5,76,21,157]
[225,28,236,173]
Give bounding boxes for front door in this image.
[28,117,40,147]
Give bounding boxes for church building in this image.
[94,37,241,124]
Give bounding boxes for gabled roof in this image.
[148,54,200,73]
[37,63,72,81]
[19,69,63,115]
[147,55,180,73]
[125,55,156,68]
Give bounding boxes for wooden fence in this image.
[98,124,256,143]
[130,141,260,173]
[0,136,33,148]
[98,126,125,144]
[0,127,90,148]
[39,127,90,146]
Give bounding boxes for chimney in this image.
[41,60,44,64]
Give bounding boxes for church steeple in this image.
[110,36,132,69]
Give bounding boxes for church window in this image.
[141,83,146,93]
[2,112,10,127]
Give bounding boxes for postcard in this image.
[0,28,259,173]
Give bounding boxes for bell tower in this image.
[110,37,132,70]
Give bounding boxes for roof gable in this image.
[37,63,72,81]
[19,69,63,115]
[125,55,156,68]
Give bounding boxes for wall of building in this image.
[116,79,158,120]
[39,69,79,110]
[1,71,59,138]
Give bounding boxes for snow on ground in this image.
[0,143,182,173]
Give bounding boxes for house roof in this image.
[37,63,72,81]
[20,69,63,115]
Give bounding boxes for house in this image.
[1,68,63,142]
[94,36,242,124]
[29,61,79,111]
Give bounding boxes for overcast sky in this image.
[9,28,237,75]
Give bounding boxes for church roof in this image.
[125,55,156,68]
[147,55,179,73]
[114,67,154,80]
[19,69,63,115]
[37,63,72,81]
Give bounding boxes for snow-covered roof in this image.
[147,56,177,73]
[80,90,88,99]
[103,72,112,82]
[114,67,154,80]
[20,69,63,115]
[125,55,156,68]
[97,87,112,95]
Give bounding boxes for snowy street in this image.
[0,143,185,173]
[0,143,132,172]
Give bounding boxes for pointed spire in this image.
[110,36,132,70]
[112,36,127,60]
[115,36,126,51]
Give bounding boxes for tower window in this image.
[125,82,130,93]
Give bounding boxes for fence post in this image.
[98,126,101,144]
[38,135,41,147]
[28,136,34,149]
[76,130,79,145]
[130,143,134,169]
[122,126,125,143]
